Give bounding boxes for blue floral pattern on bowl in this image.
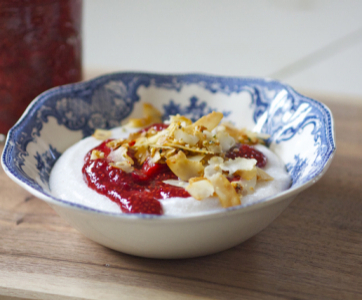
[2,72,336,215]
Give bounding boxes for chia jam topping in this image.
[82,124,267,215]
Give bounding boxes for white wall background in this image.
[83,0,362,99]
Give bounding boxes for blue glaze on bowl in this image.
[2,72,336,217]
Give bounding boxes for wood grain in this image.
[0,99,361,300]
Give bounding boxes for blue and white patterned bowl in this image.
[1,72,336,258]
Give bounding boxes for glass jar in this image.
[0,0,82,134]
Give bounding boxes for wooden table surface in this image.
[0,99,361,300]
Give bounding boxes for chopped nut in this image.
[209,173,241,208]
[166,151,204,181]
[186,178,214,200]
[231,182,244,195]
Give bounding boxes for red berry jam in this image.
[0,0,82,134]
[83,125,190,215]
[225,144,267,168]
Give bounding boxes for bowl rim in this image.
[1,71,337,222]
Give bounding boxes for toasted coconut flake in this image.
[186,178,214,200]
[227,158,257,181]
[110,161,134,173]
[126,103,162,128]
[134,146,149,165]
[188,177,206,184]
[204,156,224,179]
[134,136,148,147]
[93,129,112,141]
[128,131,143,141]
[202,130,213,140]
[151,150,162,163]
[238,168,257,181]
[244,129,270,143]
[106,139,125,149]
[163,142,214,154]
[165,122,179,137]
[221,122,269,145]
[217,131,236,152]
[240,176,257,194]
[206,144,222,154]
[143,103,162,120]
[90,150,104,160]
[166,151,204,181]
[132,131,165,149]
[164,148,176,158]
[167,115,192,126]
[156,134,168,145]
[209,173,241,208]
[257,167,274,181]
[221,157,257,175]
[108,145,134,165]
[219,122,239,140]
[149,145,174,151]
[144,130,166,145]
[174,129,199,145]
[126,118,150,128]
[192,111,223,131]
[187,154,205,162]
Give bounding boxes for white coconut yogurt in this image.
[49,126,291,215]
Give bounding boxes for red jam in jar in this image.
[0,0,82,134]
